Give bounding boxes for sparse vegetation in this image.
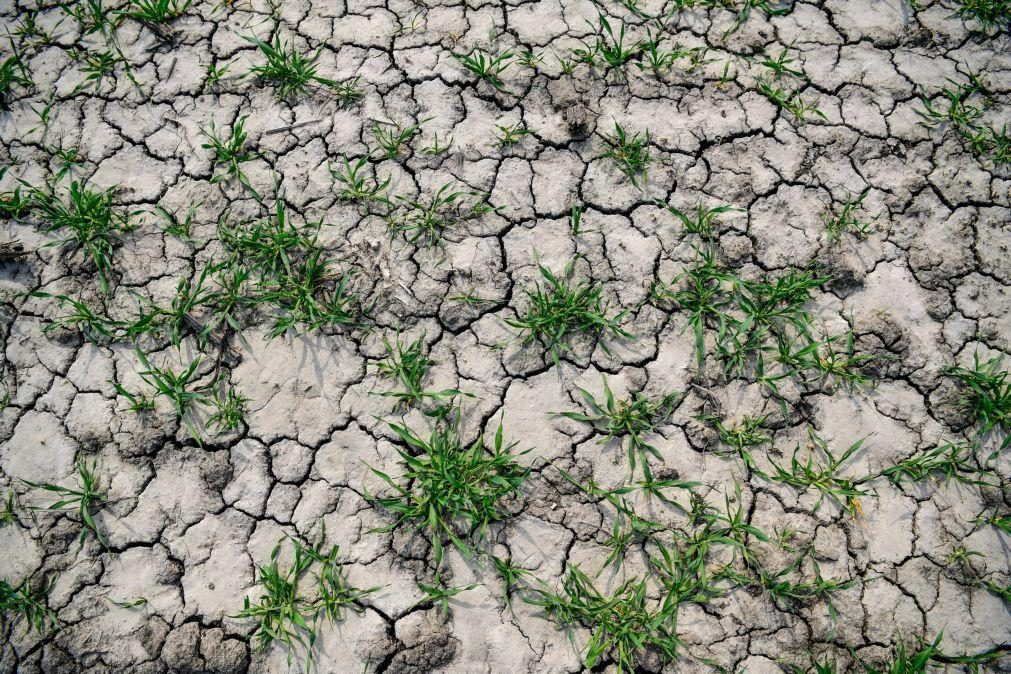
[234,532,379,672]
[555,376,680,480]
[23,458,107,550]
[366,411,529,577]
[505,260,632,366]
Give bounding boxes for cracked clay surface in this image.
[0,0,1010,672]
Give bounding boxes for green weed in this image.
[202,115,260,199]
[371,333,471,410]
[243,34,336,98]
[24,458,107,550]
[946,350,1011,442]
[0,578,59,639]
[29,182,134,294]
[601,121,652,187]
[505,260,632,367]
[389,182,495,246]
[767,429,870,516]
[555,376,680,480]
[234,532,379,672]
[525,567,678,673]
[366,411,529,575]
[452,48,514,91]
[823,189,876,243]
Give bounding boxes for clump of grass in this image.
[917,76,1010,168]
[757,75,825,124]
[452,48,514,91]
[389,182,496,246]
[700,413,771,472]
[878,441,992,486]
[949,0,1010,35]
[371,333,471,410]
[366,410,530,576]
[371,119,426,159]
[134,349,209,419]
[207,384,249,433]
[0,577,59,640]
[766,429,870,516]
[493,121,530,148]
[525,567,678,673]
[234,532,379,672]
[946,350,1010,444]
[555,376,680,480]
[505,259,632,367]
[31,292,123,342]
[202,115,260,199]
[587,14,642,74]
[243,34,337,99]
[0,45,33,110]
[23,458,107,550]
[29,182,135,294]
[756,553,862,628]
[601,121,652,188]
[330,156,391,206]
[822,189,876,243]
[121,0,191,26]
[0,490,16,524]
[651,246,872,394]
[663,202,742,240]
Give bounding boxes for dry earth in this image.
[0,0,1010,672]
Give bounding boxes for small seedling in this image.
[390,182,495,246]
[330,156,391,205]
[601,121,652,188]
[207,384,249,433]
[493,121,530,148]
[122,0,191,26]
[24,458,107,550]
[420,132,453,156]
[949,0,1010,35]
[204,61,231,88]
[0,578,59,639]
[516,50,544,69]
[664,202,742,240]
[234,532,379,672]
[29,182,134,294]
[134,349,209,420]
[525,566,678,673]
[505,260,632,367]
[452,48,514,91]
[32,292,124,342]
[0,489,16,524]
[0,46,32,110]
[414,580,477,616]
[766,429,870,516]
[202,115,260,199]
[555,376,680,480]
[366,410,530,573]
[371,333,470,409]
[879,441,991,486]
[243,34,336,99]
[757,76,825,123]
[822,189,876,243]
[946,350,1011,442]
[590,14,642,74]
[701,413,771,472]
[371,119,426,159]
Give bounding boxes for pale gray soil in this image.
[0,0,1010,672]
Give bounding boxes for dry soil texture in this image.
[1,0,1010,672]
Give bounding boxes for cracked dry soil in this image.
[1,0,1010,672]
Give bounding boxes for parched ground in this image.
[1,0,1010,672]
